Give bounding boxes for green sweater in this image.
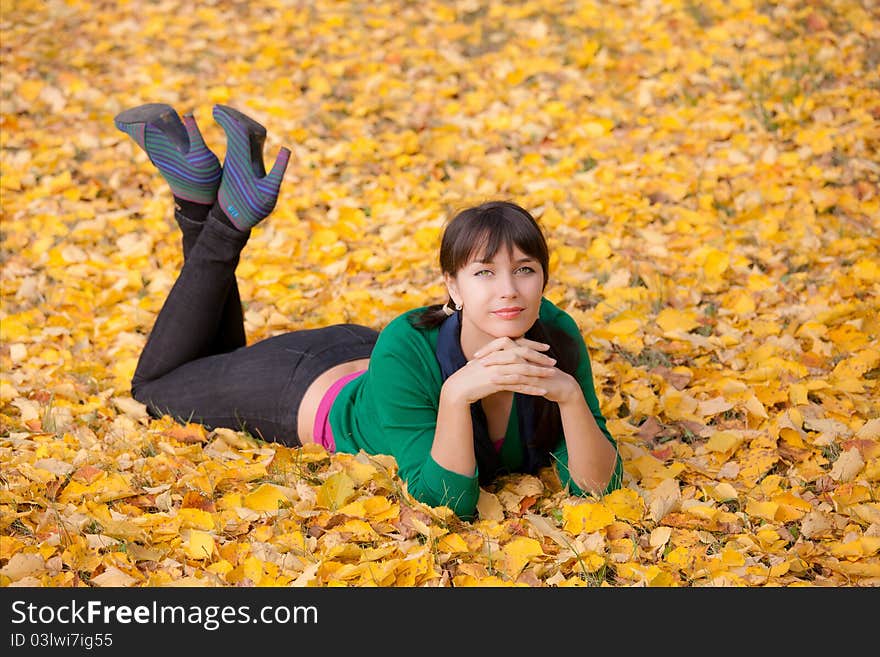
[329,297,623,519]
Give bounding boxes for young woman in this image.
[117,102,622,520]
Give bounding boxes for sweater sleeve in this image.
[549,311,623,497]
[368,323,481,519]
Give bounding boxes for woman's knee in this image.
[130,375,146,403]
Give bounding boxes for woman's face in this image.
[445,243,545,348]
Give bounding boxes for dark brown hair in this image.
[409,200,579,457]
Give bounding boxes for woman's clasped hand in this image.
[446,337,578,405]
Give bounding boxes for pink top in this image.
[313,370,367,453]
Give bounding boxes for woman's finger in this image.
[514,338,551,352]
[479,347,555,367]
[517,346,556,365]
[507,384,548,396]
[490,367,554,385]
[473,336,518,358]
[478,350,519,365]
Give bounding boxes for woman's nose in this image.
[497,274,518,296]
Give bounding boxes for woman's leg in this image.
[115,103,246,354]
[176,206,246,354]
[131,209,250,387]
[172,103,291,353]
[123,101,295,437]
[132,324,379,447]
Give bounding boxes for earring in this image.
[442,301,454,316]
[455,303,462,311]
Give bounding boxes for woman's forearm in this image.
[558,391,618,495]
[431,384,478,477]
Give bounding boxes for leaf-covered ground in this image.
[1,0,878,587]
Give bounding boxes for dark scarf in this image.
[435,309,553,484]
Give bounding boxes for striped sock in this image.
[213,104,290,231]
[115,104,221,205]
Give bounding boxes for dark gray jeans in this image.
[131,207,378,446]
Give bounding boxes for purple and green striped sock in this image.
[115,103,221,206]
[213,104,290,231]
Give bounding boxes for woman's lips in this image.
[492,308,523,319]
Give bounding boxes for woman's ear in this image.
[444,273,460,307]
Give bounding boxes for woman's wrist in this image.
[556,375,582,407]
[440,377,470,407]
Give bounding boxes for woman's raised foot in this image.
[212,104,291,231]
[114,103,221,205]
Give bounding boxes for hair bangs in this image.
[443,202,549,287]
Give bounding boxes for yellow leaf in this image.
[828,539,865,560]
[855,418,880,440]
[273,531,307,553]
[758,474,784,497]
[91,566,137,587]
[338,454,379,486]
[216,493,244,510]
[476,489,505,521]
[602,488,644,522]
[244,483,290,512]
[177,508,215,530]
[183,530,215,560]
[207,560,234,577]
[852,258,880,282]
[698,396,735,417]
[648,571,678,587]
[17,79,44,103]
[582,118,613,137]
[437,533,469,554]
[746,500,779,522]
[721,547,745,567]
[772,493,812,522]
[743,395,768,419]
[587,237,612,259]
[733,291,758,316]
[0,553,45,582]
[830,483,872,508]
[647,478,681,522]
[705,430,744,453]
[414,226,440,251]
[710,483,739,502]
[241,556,265,584]
[336,519,379,541]
[829,448,865,482]
[788,384,810,406]
[453,574,520,587]
[656,308,700,333]
[664,546,690,568]
[363,496,397,521]
[562,501,614,533]
[684,504,718,521]
[0,380,18,402]
[217,463,268,484]
[500,537,544,577]
[316,472,355,510]
[212,428,259,450]
[603,318,641,337]
[649,527,672,551]
[703,249,729,280]
[208,85,231,103]
[860,536,880,557]
[660,390,701,422]
[575,552,607,574]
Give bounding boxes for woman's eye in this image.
[475,269,492,276]
[517,266,535,274]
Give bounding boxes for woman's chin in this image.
[486,315,538,338]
